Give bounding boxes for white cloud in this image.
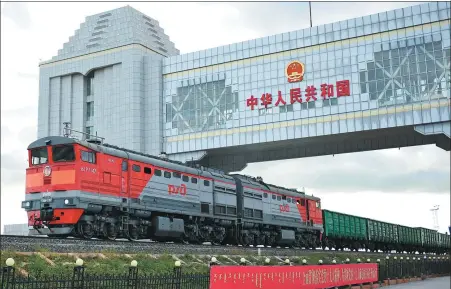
[1,1,449,235]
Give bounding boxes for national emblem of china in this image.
[285,61,305,83]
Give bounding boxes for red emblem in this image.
[285,61,305,83]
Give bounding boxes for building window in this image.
[323,98,338,107]
[87,73,94,96]
[279,104,294,113]
[85,126,93,137]
[87,102,94,121]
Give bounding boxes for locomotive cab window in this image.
[316,201,321,208]
[132,164,141,172]
[173,172,181,178]
[182,175,189,182]
[154,169,162,176]
[272,195,276,200]
[191,177,198,184]
[204,180,210,186]
[301,199,306,206]
[282,195,286,201]
[31,147,48,165]
[287,198,291,203]
[52,145,75,162]
[164,171,171,178]
[277,196,281,201]
[263,193,268,198]
[82,151,96,164]
[144,167,152,174]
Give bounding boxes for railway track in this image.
[0,235,439,257]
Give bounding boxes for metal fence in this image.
[377,256,450,283]
[1,256,449,289]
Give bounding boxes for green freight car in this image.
[322,209,449,254]
[397,225,422,253]
[321,210,367,251]
[366,219,398,252]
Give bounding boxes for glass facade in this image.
[162,2,450,154]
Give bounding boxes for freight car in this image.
[322,210,450,254]
[22,136,323,248]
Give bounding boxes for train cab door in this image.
[120,160,130,213]
[307,199,318,226]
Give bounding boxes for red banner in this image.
[210,264,378,289]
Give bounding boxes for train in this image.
[22,135,450,254]
[321,210,450,254]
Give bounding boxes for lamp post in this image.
[173,261,182,289]
[240,258,246,266]
[72,258,85,288]
[2,258,16,287]
[210,257,218,267]
[128,260,138,287]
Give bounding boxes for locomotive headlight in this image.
[64,198,74,205]
[43,166,52,177]
[22,201,31,208]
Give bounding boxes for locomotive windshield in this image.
[52,145,75,162]
[31,147,48,165]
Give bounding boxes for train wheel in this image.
[79,222,94,239]
[104,223,117,241]
[127,225,139,241]
[240,233,252,247]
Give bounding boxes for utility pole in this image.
[430,205,439,231]
[309,2,313,28]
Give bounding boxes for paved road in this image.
[389,277,450,288]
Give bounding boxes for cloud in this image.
[243,145,451,194]
[1,2,32,30]
[17,126,38,146]
[17,72,38,80]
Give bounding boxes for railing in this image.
[1,256,449,289]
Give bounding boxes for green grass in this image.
[0,251,209,277]
[1,249,416,278]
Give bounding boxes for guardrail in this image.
[1,256,449,289]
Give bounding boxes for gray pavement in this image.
[388,277,450,288]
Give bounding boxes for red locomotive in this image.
[23,134,323,247]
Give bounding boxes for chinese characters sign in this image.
[210,264,378,289]
[247,80,351,110]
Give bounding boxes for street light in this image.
[5,258,15,267]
